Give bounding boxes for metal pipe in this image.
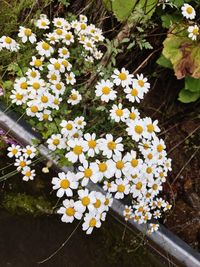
[0,104,200,267]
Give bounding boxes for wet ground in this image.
[0,211,167,267]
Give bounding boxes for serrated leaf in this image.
[161,14,182,28]
[178,89,200,103]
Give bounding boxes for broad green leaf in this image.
[178,89,200,103]
[185,77,200,92]
[171,0,184,7]
[157,54,173,69]
[161,14,182,28]
[162,25,200,79]
[136,0,157,18]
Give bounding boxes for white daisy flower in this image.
[7,144,22,158]
[0,36,19,51]
[21,167,36,181]
[113,178,130,199]
[188,25,199,40]
[53,17,68,28]
[108,153,128,178]
[47,134,66,151]
[46,32,58,45]
[57,199,83,223]
[126,107,140,123]
[66,138,87,163]
[83,133,99,157]
[30,56,44,70]
[51,82,66,95]
[62,31,74,45]
[95,79,117,102]
[25,68,40,80]
[36,109,53,121]
[66,72,76,85]
[58,47,70,58]
[47,71,61,84]
[143,117,160,139]
[74,116,86,130]
[181,3,196,20]
[126,119,145,142]
[36,41,54,57]
[110,103,129,122]
[82,212,101,234]
[52,171,78,198]
[131,177,147,198]
[124,80,144,103]
[10,90,27,105]
[18,27,36,43]
[14,156,31,171]
[35,16,50,29]
[135,73,150,94]
[91,160,114,180]
[60,120,77,137]
[22,145,36,159]
[47,58,65,73]
[74,188,96,212]
[76,160,99,186]
[67,89,82,105]
[111,67,133,87]
[98,134,124,158]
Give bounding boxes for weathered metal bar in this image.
[0,103,200,267]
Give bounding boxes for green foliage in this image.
[157,54,172,69]
[178,89,200,103]
[103,0,157,22]
[161,14,182,29]
[2,193,53,216]
[58,0,70,7]
[185,77,200,93]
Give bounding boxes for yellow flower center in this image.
[73,145,83,155]
[152,184,158,190]
[136,182,142,190]
[186,6,193,14]
[116,160,124,169]
[146,167,152,174]
[80,23,86,30]
[65,34,71,40]
[42,42,50,50]
[5,37,12,44]
[157,144,163,152]
[129,112,136,120]
[16,93,23,100]
[30,71,37,78]
[53,138,60,145]
[70,93,78,100]
[115,109,123,117]
[131,159,138,167]
[89,218,96,227]
[192,28,199,35]
[82,196,90,206]
[60,179,70,189]
[131,88,138,96]
[32,82,40,90]
[24,28,32,36]
[65,207,75,216]
[41,96,48,103]
[66,123,73,130]
[62,60,69,67]
[12,149,18,155]
[117,184,125,192]
[88,140,96,148]
[62,49,68,55]
[147,124,154,133]
[94,199,101,208]
[102,86,110,95]
[20,82,27,89]
[19,161,26,167]
[26,149,32,155]
[30,106,38,113]
[107,141,116,150]
[35,59,42,67]
[56,28,63,35]
[41,21,47,27]
[138,80,144,87]
[98,162,107,172]
[43,114,49,120]
[135,125,143,134]
[84,168,93,178]
[104,198,109,205]
[51,74,57,80]
[118,72,127,80]
[25,171,32,177]
[54,62,60,70]
[147,153,153,160]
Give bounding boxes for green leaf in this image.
[171,0,184,7]
[161,14,182,28]
[162,25,200,79]
[156,54,173,69]
[2,80,13,90]
[185,77,200,92]
[178,89,200,103]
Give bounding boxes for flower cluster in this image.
[181,3,199,41]
[46,66,172,234]
[6,14,104,121]
[7,144,37,181]
[2,14,172,235]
